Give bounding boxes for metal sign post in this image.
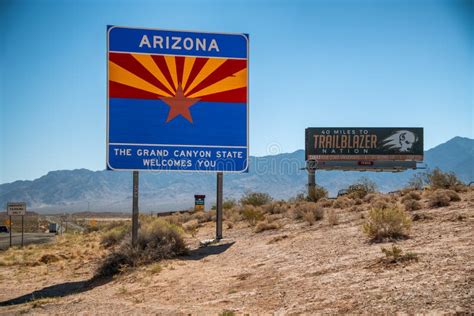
[7,202,26,248]
[21,215,24,247]
[216,172,223,240]
[9,216,12,248]
[132,171,139,247]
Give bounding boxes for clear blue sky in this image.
[1,0,472,183]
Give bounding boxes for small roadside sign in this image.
[7,202,26,216]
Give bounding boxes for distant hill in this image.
[0,137,472,213]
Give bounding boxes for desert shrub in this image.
[224,206,242,223]
[407,173,425,190]
[427,189,461,207]
[426,168,464,191]
[381,245,418,264]
[363,207,412,242]
[350,205,364,212]
[346,178,377,199]
[403,199,422,211]
[241,205,264,226]
[193,211,213,223]
[401,191,421,202]
[333,197,352,209]
[307,185,328,202]
[101,225,130,248]
[427,190,451,208]
[254,221,280,233]
[182,219,200,237]
[444,189,461,202]
[363,193,378,203]
[370,196,396,210]
[223,199,237,210]
[294,202,324,225]
[263,201,288,214]
[96,219,187,278]
[288,192,307,203]
[326,209,339,226]
[318,198,334,208]
[240,191,273,206]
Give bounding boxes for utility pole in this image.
[132,171,139,247]
[216,172,223,240]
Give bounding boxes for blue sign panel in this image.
[107,26,249,172]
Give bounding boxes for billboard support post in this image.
[9,216,12,248]
[307,162,316,198]
[132,171,139,247]
[216,172,223,240]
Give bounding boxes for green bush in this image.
[363,207,412,242]
[240,191,273,206]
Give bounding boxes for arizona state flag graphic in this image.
[107,27,249,172]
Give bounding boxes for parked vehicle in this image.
[0,225,9,233]
[49,223,59,234]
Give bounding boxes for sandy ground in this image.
[0,191,472,315]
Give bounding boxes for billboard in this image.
[305,128,423,161]
[107,26,249,172]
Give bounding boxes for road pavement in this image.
[0,233,55,250]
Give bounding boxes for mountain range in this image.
[1,136,472,213]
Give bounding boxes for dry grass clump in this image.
[380,244,418,264]
[240,191,272,206]
[427,168,465,191]
[241,205,264,226]
[363,193,379,203]
[333,197,353,209]
[192,211,214,224]
[254,220,280,233]
[346,178,377,199]
[326,209,339,226]
[224,206,242,223]
[363,207,412,242]
[307,186,328,202]
[96,219,187,278]
[182,219,200,237]
[403,199,422,211]
[427,189,461,208]
[317,198,334,208]
[263,201,289,214]
[292,202,324,225]
[401,191,422,202]
[350,205,365,212]
[100,223,130,248]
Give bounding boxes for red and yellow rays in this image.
[108,53,247,103]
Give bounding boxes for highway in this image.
[0,233,55,250]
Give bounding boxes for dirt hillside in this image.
[0,190,472,314]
